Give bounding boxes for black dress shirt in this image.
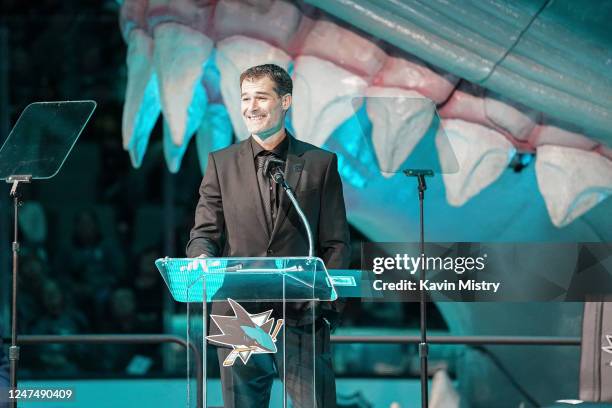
[250,135,289,235]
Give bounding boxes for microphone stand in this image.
[266,159,314,258]
[404,168,433,408]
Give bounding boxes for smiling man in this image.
[241,72,289,143]
[186,64,350,407]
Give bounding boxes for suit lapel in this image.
[237,139,270,238]
[269,136,304,243]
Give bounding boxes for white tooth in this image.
[438,119,516,206]
[535,145,612,227]
[215,35,291,141]
[195,103,233,174]
[153,22,213,154]
[122,28,161,168]
[441,85,539,143]
[292,56,367,147]
[162,120,181,173]
[430,370,460,408]
[365,87,434,176]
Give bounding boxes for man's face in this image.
[241,76,291,139]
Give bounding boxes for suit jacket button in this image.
[267,249,273,255]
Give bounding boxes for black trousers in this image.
[217,318,337,408]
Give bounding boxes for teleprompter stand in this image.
[353,95,459,408]
[404,169,434,408]
[0,101,96,406]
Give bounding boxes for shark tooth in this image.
[438,119,516,206]
[153,22,213,171]
[535,145,612,227]
[365,87,435,176]
[122,28,162,168]
[215,35,291,140]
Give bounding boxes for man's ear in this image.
[281,94,292,111]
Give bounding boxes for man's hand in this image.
[180,254,208,273]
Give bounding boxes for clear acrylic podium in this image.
[156,256,338,408]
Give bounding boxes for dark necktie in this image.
[256,152,275,235]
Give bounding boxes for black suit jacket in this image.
[186,134,350,268]
[186,134,350,324]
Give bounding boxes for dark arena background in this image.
[1,1,611,407]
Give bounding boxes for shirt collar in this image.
[250,132,289,161]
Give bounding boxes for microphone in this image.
[264,156,314,258]
[264,157,287,186]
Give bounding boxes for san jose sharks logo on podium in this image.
[603,334,612,366]
[206,298,284,367]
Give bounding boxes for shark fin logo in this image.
[206,298,284,367]
[603,335,612,355]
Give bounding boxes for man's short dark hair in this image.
[240,64,292,97]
